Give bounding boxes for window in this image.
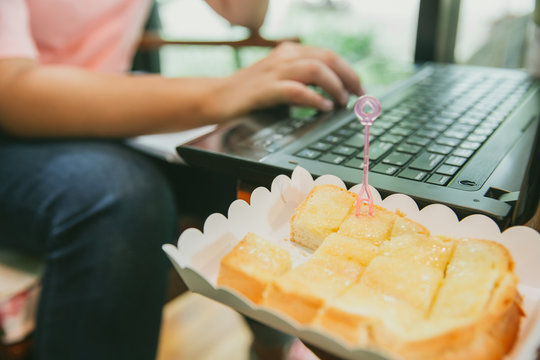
[155,0,535,91]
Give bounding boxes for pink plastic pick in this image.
[354,95,381,216]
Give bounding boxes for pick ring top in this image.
[354,95,381,125]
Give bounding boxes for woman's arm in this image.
[0,42,362,138]
[204,0,269,31]
[0,58,226,137]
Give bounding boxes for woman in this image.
[0,1,362,359]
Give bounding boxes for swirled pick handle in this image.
[353,95,381,216]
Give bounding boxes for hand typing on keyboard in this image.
[224,42,364,116]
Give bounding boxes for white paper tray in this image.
[163,166,540,360]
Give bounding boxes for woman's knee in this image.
[44,143,178,252]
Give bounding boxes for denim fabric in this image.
[0,138,177,360]
[0,136,293,359]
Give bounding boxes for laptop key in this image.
[344,133,365,148]
[399,168,427,181]
[457,117,482,126]
[427,174,451,186]
[416,129,440,138]
[382,151,413,166]
[390,126,413,137]
[435,136,460,147]
[474,127,494,136]
[467,134,487,143]
[332,145,356,156]
[409,152,444,171]
[406,136,431,147]
[436,164,459,176]
[323,134,343,144]
[425,123,447,132]
[445,156,467,167]
[478,122,499,131]
[380,134,404,144]
[440,110,462,119]
[444,130,468,139]
[397,143,422,154]
[309,141,332,151]
[296,148,321,159]
[453,148,474,158]
[427,144,453,155]
[460,141,482,150]
[398,119,421,129]
[379,114,401,124]
[448,124,475,133]
[433,116,454,125]
[347,121,363,130]
[335,128,355,137]
[320,153,347,165]
[373,120,394,130]
[370,127,386,136]
[372,163,399,175]
[357,141,393,161]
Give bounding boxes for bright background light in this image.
[156,0,535,90]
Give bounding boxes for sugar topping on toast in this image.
[216,185,522,360]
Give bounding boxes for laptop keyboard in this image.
[294,65,533,186]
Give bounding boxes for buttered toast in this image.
[216,233,292,304]
[216,185,522,360]
[290,184,357,249]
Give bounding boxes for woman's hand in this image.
[213,42,364,119]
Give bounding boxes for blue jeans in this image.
[0,137,292,359]
[0,138,177,360]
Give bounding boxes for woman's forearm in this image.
[0,60,230,138]
[0,42,362,138]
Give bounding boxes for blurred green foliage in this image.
[159,0,413,92]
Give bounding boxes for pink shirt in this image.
[0,0,153,73]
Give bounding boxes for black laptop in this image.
[177,2,540,229]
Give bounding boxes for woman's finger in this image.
[273,42,364,96]
[279,59,349,106]
[269,80,335,111]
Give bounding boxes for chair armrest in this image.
[137,29,300,51]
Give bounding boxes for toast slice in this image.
[359,255,444,313]
[337,205,399,246]
[317,282,424,346]
[290,184,357,250]
[263,256,363,324]
[312,233,380,266]
[217,233,292,304]
[379,234,456,271]
[390,214,430,237]
[430,238,514,319]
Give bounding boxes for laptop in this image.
[177,62,540,228]
[134,0,540,229]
